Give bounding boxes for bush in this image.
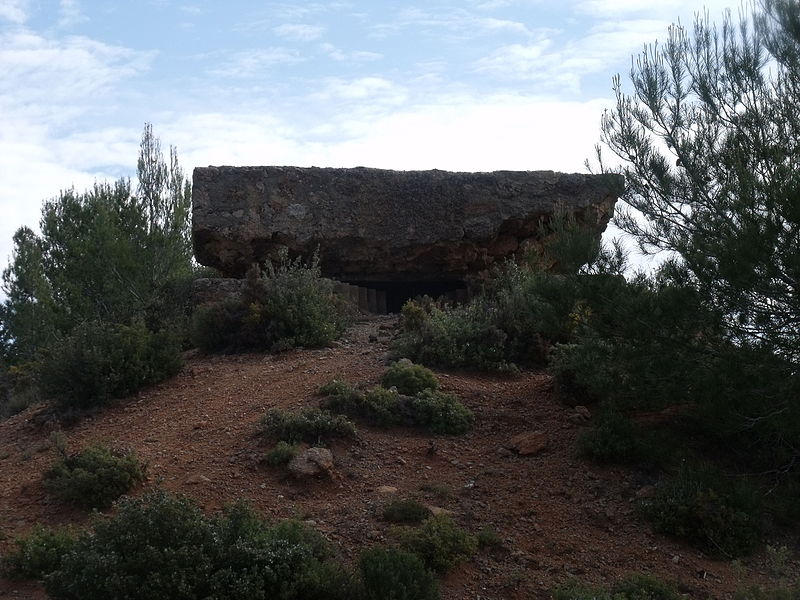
[320,379,472,435]
[320,383,403,428]
[640,463,762,557]
[577,411,642,464]
[382,499,432,524]
[0,526,77,580]
[735,584,800,600]
[381,361,438,396]
[43,443,146,509]
[0,361,39,418]
[410,390,474,435]
[191,298,246,354]
[261,407,356,445]
[393,264,578,372]
[359,546,439,600]
[38,319,182,410]
[476,528,502,549]
[554,573,681,600]
[390,515,477,573]
[21,490,356,600]
[264,441,299,466]
[192,254,352,354]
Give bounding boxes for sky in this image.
[1,0,740,273]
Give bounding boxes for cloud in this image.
[0,31,154,126]
[371,7,535,41]
[273,23,325,41]
[474,19,673,92]
[319,43,381,62]
[575,0,737,19]
[59,0,88,28]
[157,92,609,177]
[313,77,408,107]
[208,48,306,77]
[0,0,29,23]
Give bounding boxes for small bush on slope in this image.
[319,375,473,435]
[382,499,432,525]
[389,514,478,573]
[0,526,78,580]
[1,490,358,600]
[554,573,682,600]
[381,360,438,396]
[192,253,352,354]
[359,546,439,600]
[264,441,299,466]
[261,407,357,445]
[43,443,146,510]
[640,463,762,558]
[38,319,182,411]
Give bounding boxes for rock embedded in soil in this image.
[192,166,622,279]
[288,447,335,478]
[509,430,549,455]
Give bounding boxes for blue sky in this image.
[1,0,738,270]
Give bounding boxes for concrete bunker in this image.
[191,166,622,313]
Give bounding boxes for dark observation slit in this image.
[342,280,468,314]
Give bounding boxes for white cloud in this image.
[0,31,153,126]
[313,77,408,107]
[575,0,737,19]
[157,93,609,179]
[372,7,536,40]
[474,19,673,92]
[273,23,325,41]
[0,0,29,23]
[478,17,533,35]
[208,48,305,77]
[0,30,154,272]
[59,0,88,28]
[319,43,381,62]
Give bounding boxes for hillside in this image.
[0,316,794,599]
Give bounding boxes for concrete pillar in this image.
[358,286,368,311]
[376,290,387,315]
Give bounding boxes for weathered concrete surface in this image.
[192,166,622,280]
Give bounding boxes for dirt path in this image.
[0,316,794,599]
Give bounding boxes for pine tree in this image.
[0,124,192,364]
[599,0,800,362]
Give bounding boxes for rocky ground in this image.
[0,316,796,599]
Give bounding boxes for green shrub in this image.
[640,463,762,557]
[554,573,681,600]
[264,441,299,466]
[38,319,182,410]
[0,361,39,418]
[390,515,477,573]
[577,411,642,464]
[360,546,439,600]
[392,297,516,372]
[0,526,77,580]
[320,383,403,428]
[43,443,146,509]
[31,490,354,600]
[191,298,245,353]
[320,379,472,435]
[382,499,432,524]
[191,254,352,354]
[261,407,356,445]
[735,584,800,600]
[381,361,438,396]
[476,528,502,549]
[411,390,473,435]
[318,379,359,398]
[393,264,578,372]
